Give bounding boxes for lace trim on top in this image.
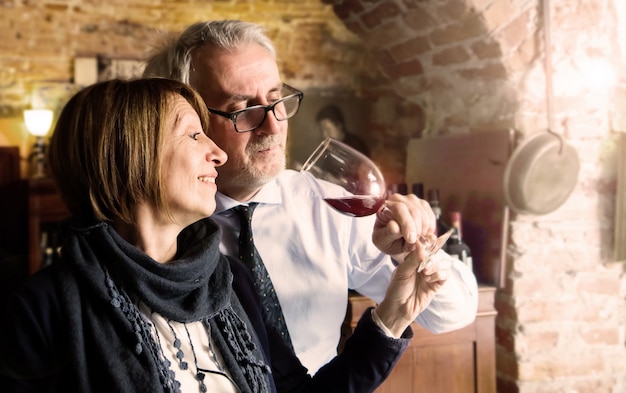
[140,303,241,393]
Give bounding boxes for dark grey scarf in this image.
[56,218,270,392]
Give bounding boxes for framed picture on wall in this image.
[74,56,145,86]
[97,57,145,82]
[287,90,367,169]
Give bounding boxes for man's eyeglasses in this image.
[206,84,304,133]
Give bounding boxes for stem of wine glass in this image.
[417,228,454,273]
[419,236,436,256]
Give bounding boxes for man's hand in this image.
[372,193,437,261]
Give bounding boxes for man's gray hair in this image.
[143,20,276,84]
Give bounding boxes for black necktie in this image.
[232,203,294,350]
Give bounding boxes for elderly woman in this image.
[0,78,448,393]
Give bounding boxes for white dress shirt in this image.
[213,169,478,374]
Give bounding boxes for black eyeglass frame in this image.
[206,83,304,133]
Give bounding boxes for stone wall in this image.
[2,0,626,392]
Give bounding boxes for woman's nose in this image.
[206,140,228,166]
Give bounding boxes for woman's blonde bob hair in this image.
[48,78,211,224]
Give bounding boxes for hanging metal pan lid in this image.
[503,130,579,215]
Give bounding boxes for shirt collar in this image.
[214,176,284,215]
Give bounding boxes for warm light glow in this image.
[580,58,616,90]
[618,0,626,63]
[23,109,53,137]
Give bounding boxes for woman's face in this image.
[160,96,227,226]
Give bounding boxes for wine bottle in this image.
[427,188,449,235]
[388,183,408,195]
[411,183,424,199]
[43,247,55,267]
[445,211,473,270]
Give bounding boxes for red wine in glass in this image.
[324,196,386,217]
[301,138,387,217]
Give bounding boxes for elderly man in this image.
[144,19,478,374]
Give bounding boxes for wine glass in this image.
[301,137,453,265]
[300,137,386,217]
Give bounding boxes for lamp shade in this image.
[24,109,53,137]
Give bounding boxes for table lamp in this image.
[24,108,53,178]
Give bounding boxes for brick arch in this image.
[324,0,540,135]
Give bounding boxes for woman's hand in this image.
[373,245,451,338]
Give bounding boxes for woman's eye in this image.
[191,132,201,140]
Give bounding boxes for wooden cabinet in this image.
[25,178,69,274]
[342,286,497,393]
[0,177,69,275]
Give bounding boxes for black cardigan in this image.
[0,255,411,393]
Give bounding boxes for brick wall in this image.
[0,0,415,183]
[323,0,626,392]
[1,0,626,392]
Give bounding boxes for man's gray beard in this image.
[230,136,287,191]
[229,148,286,192]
